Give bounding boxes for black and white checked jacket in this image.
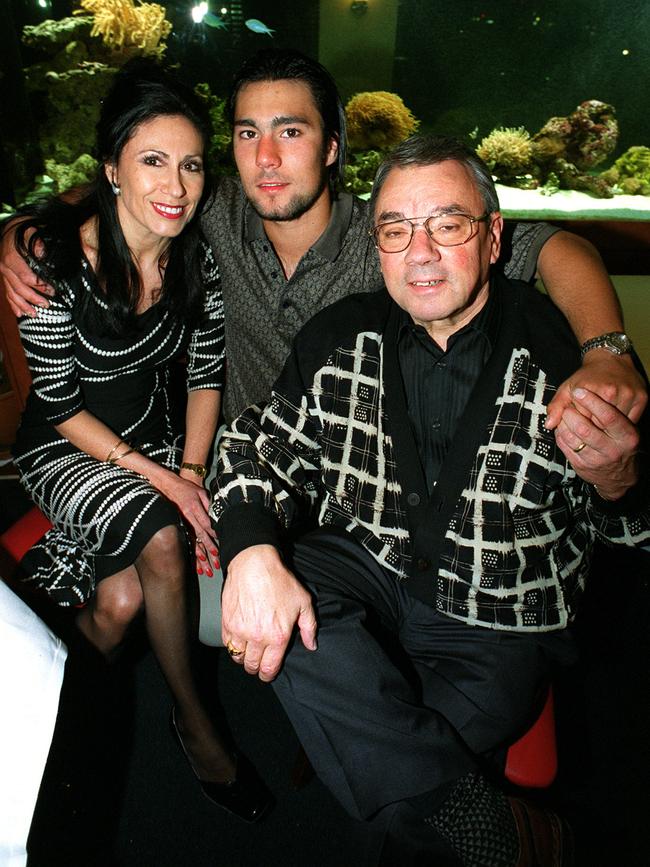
[212,275,650,632]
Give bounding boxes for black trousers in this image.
[273,528,576,824]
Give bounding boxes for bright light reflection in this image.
[220,6,227,13]
[38,0,48,7]
[191,1,208,23]
[622,49,630,55]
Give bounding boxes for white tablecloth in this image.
[0,581,67,867]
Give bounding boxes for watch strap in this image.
[580,331,632,358]
[181,461,207,478]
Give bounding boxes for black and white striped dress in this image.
[13,242,224,606]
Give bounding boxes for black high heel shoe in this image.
[170,707,273,822]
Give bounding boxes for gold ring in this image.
[226,640,244,657]
[573,442,587,453]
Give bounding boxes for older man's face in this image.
[374,160,502,345]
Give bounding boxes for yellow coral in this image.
[346,91,419,151]
[476,127,533,174]
[76,0,172,57]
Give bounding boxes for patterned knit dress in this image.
[13,243,224,605]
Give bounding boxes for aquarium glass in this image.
[3,0,650,207]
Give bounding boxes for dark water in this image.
[4,0,649,189]
[393,0,650,157]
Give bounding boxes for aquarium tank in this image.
[1,0,649,211]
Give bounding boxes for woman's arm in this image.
[179,388,222,574]
[54,409,217,545]
[538,230,647,428]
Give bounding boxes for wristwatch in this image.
[580,331,633,358]
[181,461,207,478]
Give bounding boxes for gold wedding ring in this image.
[226,640,244,657]
[573,442,587,453]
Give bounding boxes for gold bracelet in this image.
[109,446,136,465]
[181,461,207,478]
[105,439,125,463]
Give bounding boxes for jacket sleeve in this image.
[209,345,323,570]
[566,402,650,547]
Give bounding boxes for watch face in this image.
[609,333,631,353]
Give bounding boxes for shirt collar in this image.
[244,191,355,263]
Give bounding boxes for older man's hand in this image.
[546,351,647,431]
[221,544,317,682]
[554,386,642,500]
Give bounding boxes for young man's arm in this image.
[537,230,647,427]
[0,220,54,315]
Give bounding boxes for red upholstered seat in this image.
[505,687,557,789]
[0,505,53,577]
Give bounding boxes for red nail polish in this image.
[205,569,213,578]
[197,566,203,575]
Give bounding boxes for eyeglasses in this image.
[370,212,490,253]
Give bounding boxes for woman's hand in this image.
[175,469,220,576]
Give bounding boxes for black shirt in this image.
[397,289,499,493]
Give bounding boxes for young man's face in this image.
[232,79,338,222]
[374,160,502,343]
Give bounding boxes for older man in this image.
[211,135,649,865]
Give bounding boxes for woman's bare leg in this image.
[76,567,143,656]
[134,525,236,782]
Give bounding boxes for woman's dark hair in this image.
[227,49,346,192]
[14,59,213,335]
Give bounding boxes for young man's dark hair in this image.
[227,48,347,192]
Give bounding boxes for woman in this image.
[10,61,270,822]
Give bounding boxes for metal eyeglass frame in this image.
[370,212,490,253]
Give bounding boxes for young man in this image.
[2,50,646,428]
[211,135,649,865]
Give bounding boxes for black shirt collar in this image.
[396,279,500,355]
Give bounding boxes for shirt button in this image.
[281,299,293,310]
[407,493,420,506]
[262,245,269,253]
[416,557,430,571]
[271,271,279,278]
[431,419,441,431]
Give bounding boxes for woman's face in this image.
[107,113,205,247]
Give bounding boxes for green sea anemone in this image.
[345,91,419,152]
[600,146,650,197]
[476,126,534,177]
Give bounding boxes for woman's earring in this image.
[110,180,121,196]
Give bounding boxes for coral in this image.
[22,16,95,55]
[193,83,233,176]
[477,101,618,198]
[343,150,383,195]
[476,127,535,182]
[28,63,118,163]
[45,154,99,194]
[600,146,650,197]
[76,0,172,58]
[346,91,419,152]
[532,100,618,171]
